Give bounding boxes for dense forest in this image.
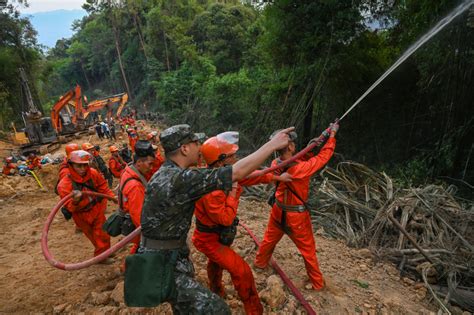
[1,0,473,187]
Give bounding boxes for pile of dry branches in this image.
[241,161,474,311]
[311,162,474,312]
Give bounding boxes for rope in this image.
[41,191,140,270]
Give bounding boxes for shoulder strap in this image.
[282,182,310,209]
[69,174,96,192]
[274,159,310,209]
[118,176,144,209]
[129,165,148,187]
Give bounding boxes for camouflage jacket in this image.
[141,160,233,241]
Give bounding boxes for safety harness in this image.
[270,159,310,234]
[195,217,240,246]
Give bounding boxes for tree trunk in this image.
[163,30,171,72]
[303,101,314,145]
[131,10,148,61]
[111,19,133,100]
[80,60,92,90]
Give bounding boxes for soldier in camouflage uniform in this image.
[139,124,294,314]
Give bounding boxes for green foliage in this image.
[0,0,472,186]
[190,3,257,73]
[0,2,43,127]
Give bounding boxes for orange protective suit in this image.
[254,137,336,290]
[192,172,274,315]
[58,158,69,180]
[150,150,165,177]
[27,157,42,170]
[108,155,126,178]
[57,165,114,256]
[120,165,147,254]
[128,131,138,153]
[55,159,70,195]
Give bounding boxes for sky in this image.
[15,0,87,47]
[17,0,85,14]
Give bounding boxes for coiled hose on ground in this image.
[41,191,140,271]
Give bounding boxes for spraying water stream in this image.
[339,0,474,121]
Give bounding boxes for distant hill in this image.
[22,9,87,48]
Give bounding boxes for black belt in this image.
[141,236,187,250]
[275,199,306,212]
[195,219,221,234]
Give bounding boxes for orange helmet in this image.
[200,132,239,165]
[68,150,92,164]
[65,143,79,158]
[109,145,119,153]
[146,131,158,140]
[82,142,94,151]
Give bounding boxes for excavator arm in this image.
[50,90,75,133]
[50,85,86,133]
[84,93,128,120]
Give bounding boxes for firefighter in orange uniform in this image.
[254,122,339,290]
[120,140,155,254]
[127,128,138,153]
[26,153,42,170]
[192,132,292,315]
[2,157,16,175]
[108,146,127,178]
[57,150,116,257]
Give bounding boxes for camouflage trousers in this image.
[140,247,230,315]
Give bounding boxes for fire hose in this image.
[239,221,317,315]
[42,121,339,270]
[41,191,141,270]
[43,193,318,312]
[247,119,338,179]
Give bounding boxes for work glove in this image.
[329,121,339,136]
[72,190,82,203]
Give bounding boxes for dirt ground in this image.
[0,126,437,314]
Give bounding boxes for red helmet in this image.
[200,132,239,165]
[6,157,13,163]
[65,143,79,158]
[109,145,119,153]
[68,150,92,164]
[81,142,94,151]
